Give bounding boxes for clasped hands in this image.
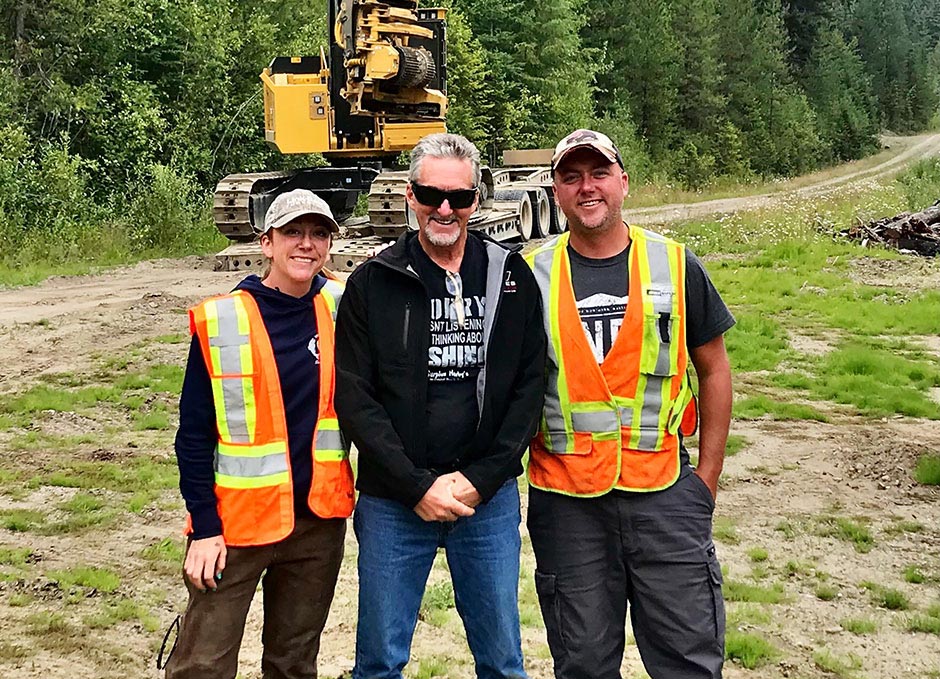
[414,472,481,522]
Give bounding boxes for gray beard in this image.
[424,224,461,247]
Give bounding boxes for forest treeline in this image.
[0,0,938,265]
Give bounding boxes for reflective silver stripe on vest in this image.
[216,450,289,478]
[646,237,674,377]
[315,427,344,452]
[637,231,676,451]
[209,296,251,443]
[531,242,568,448]
[571,409,620,433]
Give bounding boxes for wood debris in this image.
[840,200,940,256]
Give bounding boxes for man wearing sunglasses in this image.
[335,132,546,678]
[525,129,734,679]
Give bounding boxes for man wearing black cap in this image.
[524,129,735,679]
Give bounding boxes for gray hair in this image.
[409,133,481,186]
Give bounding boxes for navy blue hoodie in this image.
[175,274,325,539]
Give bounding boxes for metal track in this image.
[214,172,294,242]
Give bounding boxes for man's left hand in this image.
[443,472,482,508]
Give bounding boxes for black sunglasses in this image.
[410,182,478,210]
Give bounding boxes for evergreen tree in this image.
[803,28,878,161]
[583,0,679,161]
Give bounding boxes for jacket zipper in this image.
[402,301,411,351]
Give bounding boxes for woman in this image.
[166,189,354,679]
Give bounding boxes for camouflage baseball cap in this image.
[551,129,624,173]
[263,189,339,234]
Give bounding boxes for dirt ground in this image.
[0,249,937,679]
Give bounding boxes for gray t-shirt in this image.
[567,240,735,472]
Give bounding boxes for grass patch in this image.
[885,519,925,535]
[727,603,772,626]
[908,612,940,635]
[723,580,786,604]
[815,583,839,601]
[817,516,874,553]
[713,517,739,545]
[44,456,178,494]
[903,564,927,584]
[861,582,910,611]
[724,629,778,669]
[733,395,828,421]
[48,565,121,593]
[0,641,30,661]
[725,313,789,372]
[914,454,940,485]
[813,648,863,677]
[724,434,749,457]
[0,508,46,532]
[840,617,877,634]
[746,547,768,563]
[798,343,940,418]
[141,538,184,574]
[413,656,453,679]
[0,546,33,566]
[418,581,455,628]
[774,520,798,540]
[84,597,159,632]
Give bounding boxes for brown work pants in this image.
[164,515,346,679]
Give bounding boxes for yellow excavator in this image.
[212,0,562,272]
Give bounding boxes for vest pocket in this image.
[640,312,680,377]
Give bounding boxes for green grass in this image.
[774,520,798,540]
[44,456,178,494]
[725,313,789,372]
[903,564,927,584]
[914,454,940,485]
[0,509,46,532]
[746,547,768,563]
[908,612,940,635]
[817,516,874,553]
[815,583,839,601]
[813,648,863,678]
[723,580,786,604]
[733,395,829,421]
[713,517,739,545]
[861,582,910,611]
[0,546,33,566]
[724,629,778,668]
[840,617,878,634]
[724,434,749,457]
[412,656,453,679]
[47,565,121,593]
[885,519,925,535]
[83,597,159,632]
[419,581,455,628]
[727,603,772,626]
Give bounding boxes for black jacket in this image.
[335,231,546,507]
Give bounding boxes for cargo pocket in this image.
[707,547,726,646]
[534,570,565,655]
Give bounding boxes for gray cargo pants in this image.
[527,470,725,679]
[164,515,346,679]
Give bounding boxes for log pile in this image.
[840,200,940,256]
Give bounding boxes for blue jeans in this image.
[352,480,528,679]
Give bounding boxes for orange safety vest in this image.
[187,279,354,546]
[526,227,697,496]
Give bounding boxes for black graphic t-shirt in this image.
[409,237,488,470]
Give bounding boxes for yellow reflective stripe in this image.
[205,299,220,342]
[548,237,575,452]
[217,441,287,457]
[314,419,347,461]
[211,378,232,441]
[215,471,290,489]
